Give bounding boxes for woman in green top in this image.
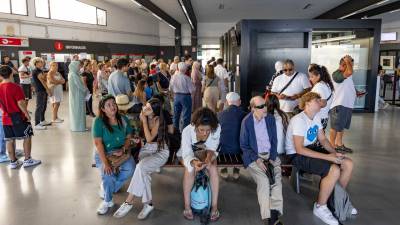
[93,95,135,215]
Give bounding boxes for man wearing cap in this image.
[240,96,283,225]
[169,62,194,132]
[217,92,246,179]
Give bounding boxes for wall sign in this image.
[0,36,29,47]
[54,41,64,51]
[54,41,87,51]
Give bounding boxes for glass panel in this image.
[0,0,11,13]
[50,0,97,24]
[35,0,49,18]
[11,0,27,15]
[96,8,106,25]
[311,30,373,109]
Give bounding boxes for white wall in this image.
[0,0,161,45]
[181,23,192,46]
[159,21,175,46]
[372,12,400,41]
[197,22,234,45]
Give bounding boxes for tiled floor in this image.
[1,94,399,225]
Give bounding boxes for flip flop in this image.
[183,209,194,220]
[210,210,221,222]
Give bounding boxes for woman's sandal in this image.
[183,209,194,220]
[210,210,221,222]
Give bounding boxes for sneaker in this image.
[40,121,52,126]
[9,160,22,169]
[0,154,10,163]
[335,145,353,154]
[113,202,134,218]
[137,204,154,220]
[52,118,64,123]
[23,158,41,168]
[232,167,240,180]
[15,149,24,157]
[351,207,358,215]
[34,124,47,130]
[97,201,114,215]
[383,103,390,109]
[220,168,228,179]
[313,203,338,225]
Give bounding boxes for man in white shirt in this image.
[329,55,356,153]
[271,59,311,117]
[18,57,32,108]
[214,58,229,110]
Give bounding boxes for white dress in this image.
[50,72,63,103]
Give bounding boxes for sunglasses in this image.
[254,104,266,109]
[283,68,293,72]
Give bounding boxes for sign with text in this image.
[0,36,29,47]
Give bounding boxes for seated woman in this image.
[179,108,221,221]
[285,92,355,225]
[93,95,135,215]
[113,98,169,219]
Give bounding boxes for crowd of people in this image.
[0,53,362,225]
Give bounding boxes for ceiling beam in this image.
[314,0,383,19]
[177,0,197,30]
[347,1,400,19]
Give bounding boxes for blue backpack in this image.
[191,169,211,225]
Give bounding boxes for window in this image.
[35,0,107,26]
[0,0,27,15]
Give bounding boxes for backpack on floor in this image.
[191,169,212,225]
[328,183,355,222]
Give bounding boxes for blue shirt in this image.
[107,70,132,98]
[253,114,271,154]
[218,105,246,154]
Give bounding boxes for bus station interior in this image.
[1,1,400,225]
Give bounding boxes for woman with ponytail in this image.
[308,64,334,130]
[266,94,289,156]
[113,98,169,220]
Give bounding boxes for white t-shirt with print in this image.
[311,81,333,119]
[285,111,322,155]
[330,76,356,109]
[271,72,311,113]
[18,64,31,84]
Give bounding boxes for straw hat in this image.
[115,94,134,111]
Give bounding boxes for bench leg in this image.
[295,170,300,194]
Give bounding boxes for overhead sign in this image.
[0,36,29,47]
[54,41,87,51]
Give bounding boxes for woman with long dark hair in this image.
[113,98,169,220]
[93,95,135,215]
[81,60,95,117]
[308,64,334,130]
[266,94,289,156]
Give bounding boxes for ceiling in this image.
[101,0,400,25]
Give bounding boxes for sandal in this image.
[210,210,221,222]
[183,209,194,220]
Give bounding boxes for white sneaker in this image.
[40,121,52,126]
[137,204,154,220]
[35,124,47,130]
[313,203,338,225]
[97,201,114,215]
[113,202,134,218]
[9,160,22,169]
[351,207,358,215]
[23,158,41,168]
[52,118,64,123]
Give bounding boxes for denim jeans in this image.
[0,113,6,155]
[95,153,136,202]
[173,94,192,131]
[35,91,48,125]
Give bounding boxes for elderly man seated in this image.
[240,96,283,225]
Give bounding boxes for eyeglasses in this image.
[283,68,293,72]
[254,104,266,109]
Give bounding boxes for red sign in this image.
[0,37,29,47]
[54,41,64,51]
[23,51,33,54]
